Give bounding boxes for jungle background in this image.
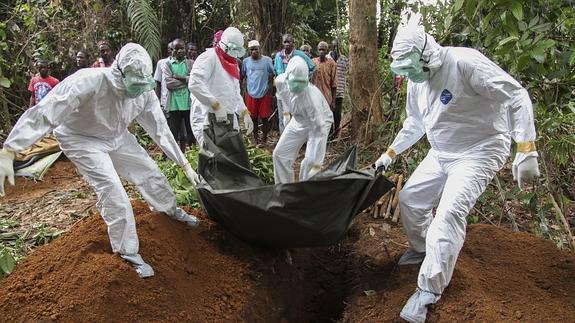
[0,0,573,278]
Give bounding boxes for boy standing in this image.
[28,59,59,108]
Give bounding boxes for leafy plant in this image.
[120,0,161,60]
[247,145,275,185]
[156,143,275,207]
[0,247,16,279]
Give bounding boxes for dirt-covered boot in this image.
[400,288,441,323]
[121,253,154,278]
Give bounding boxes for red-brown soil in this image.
[343,216,575,322]
[0,201,311,322]
[1,160,574,322]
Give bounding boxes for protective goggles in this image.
[118,66,155,98]
[287,74,309,93]
[221,41,246,58]
[390,35,430,83]
[390,52,425,76]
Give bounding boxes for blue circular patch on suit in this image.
[440,89,453,104]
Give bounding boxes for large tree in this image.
[349,0,382,141]
[247,0,289,55]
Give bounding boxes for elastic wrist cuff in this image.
[517,141,536,153]
[386,148,397,158]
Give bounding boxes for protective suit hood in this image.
[285,56,309,79]
[111,43,154,90]
[391,19,443,70]
[218,27,246,58]
[285,56,309,93]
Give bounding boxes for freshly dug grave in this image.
[343,217,575,322]
[0,201,352,322]
[2,159,574,322]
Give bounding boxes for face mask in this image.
[122,73,155,98]
[287,74,308,93]
[390,52,430,83]
[221,41,246,58]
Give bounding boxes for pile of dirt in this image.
[0,201,313,322]
[343,217,575,322]
[2,159,574,322]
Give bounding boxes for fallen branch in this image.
[378,190,392,218]
[549,193,575,249]
[494,175,518,232]
[391,175,404,223]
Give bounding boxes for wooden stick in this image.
[392,201,401,223]
[549,193,575,249]
[382,174,399,219]
[384,188,395,219]
[378,191,392,218]
[372,201,379,219]
[391,175,404,223]
[391,174,404,211]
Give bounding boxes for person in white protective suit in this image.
[188,27,253,146]
[0,43,202,279]
[374,21,541,323]
[273,56,333,183]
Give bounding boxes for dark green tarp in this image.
[196,115,394,248]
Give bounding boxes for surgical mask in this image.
[287,74,308,93]
[122,73,155,98]
[221,41,246,58]
[390,52,430,83]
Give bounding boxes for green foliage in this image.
[121,0,161,60]
[0,1,130,132]
[156,147,201,207]
[156,144,275,208]
[30,223,63,246]
[247,145,275,185]
[0,248,16,279]
[0,218,65,280]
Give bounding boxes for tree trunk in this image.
[248,0,289,56]
[349,0,382,141]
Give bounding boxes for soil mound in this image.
[2,178,574,322]
[0,201,308,322]
[343,219,575,322]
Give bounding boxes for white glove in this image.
[183,163,200,186]
[283,112,291,126]
[242,110,254,135]
[212,101,228,123]
[374,153,393,171]
[0,148,15,197]
[512,152,540,189]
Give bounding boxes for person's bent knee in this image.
[399,187,415,207]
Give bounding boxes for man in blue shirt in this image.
[242,40,275,145]
[274,34,316,134]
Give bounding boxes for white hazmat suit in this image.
[188,27,253,146]
[376,22,540,323]
[0,43,201,278]
[273,56,333,183]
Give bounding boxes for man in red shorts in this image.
[241,40,275,145]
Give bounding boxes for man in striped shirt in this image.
[328,38,349,140]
